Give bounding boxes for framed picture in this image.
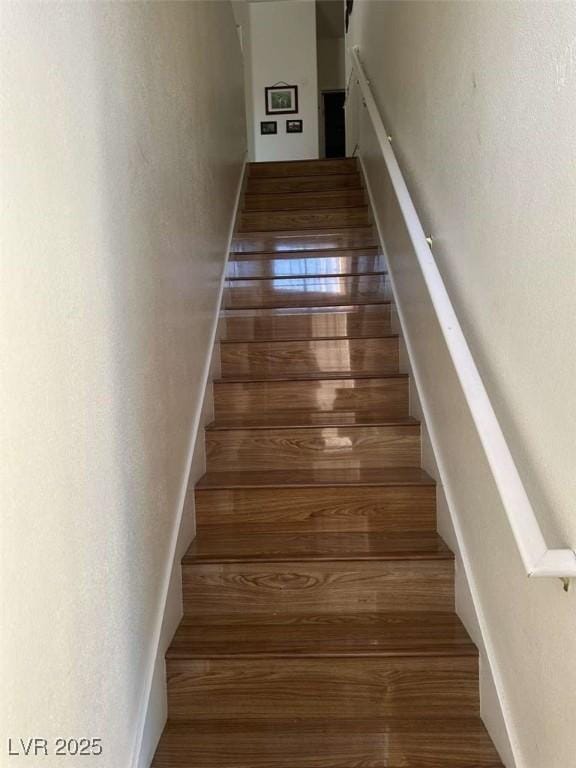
[286,119,303,134]
[260,121,277,135]
[265,85,298,115]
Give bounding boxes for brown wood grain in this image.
[214,374,408,417]
[246,173,363,195]
[244,189,366,211]
[205,423,421,471]
[227,251,384,279]
[153,718,504,767]
[231,228,377,254]
[182,559,454,616]
[196,484,436,533]
[220,337,399,378]
[167,610,474,652]
[207,412,413,432]
[185,529,450,563]
[223,274,391,310]
[238,207,370,232]
[248,158,357,178]
[219,305,392,341]
[167,655,478,720]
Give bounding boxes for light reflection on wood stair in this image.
[226,249,384,278]
[219,305,392,341]
[153,158,504,767]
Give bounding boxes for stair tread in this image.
[196,467,434,489]
[229,246,380,261]
[167,611,475,659]
[184,530,451,564]
[220,333,396,344]
[206,413,418,431]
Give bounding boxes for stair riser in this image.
[167,656,479,720]
[220,306,391,341]
[244,190,366,212]
[182,560,454,616]
[232,229,377,254]
[224,275,391,310]
[227,252,384,278]
[214,375,407,418]
[238,209,370,233]
[195,486,436,533]
[206,425,420,471]
[220,338,399,378]
[153,721,502,768]
[248,159,357,178]
[246,174,362,195]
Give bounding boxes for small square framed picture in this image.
[286,119,303,134]
[260,121,277,135]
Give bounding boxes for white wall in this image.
[247,0,319,161]
[347,2,576,767]
[0,2,246,766]
[317,38,345,92]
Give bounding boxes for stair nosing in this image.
[166,647,477,660]
[219,333,398,345]
[227,269,387,281]
[242,205,369,215]
[243,203,367,213]
[196,467,434,489]
[221,301,391,314]
[230,245,380,259]
[183,552,454,565]
[196,479,433,489]
[224,299,392,311]
[237,224,373,234]
[205,416,419,432]
[233,225,375,237]
[214,372,409,383]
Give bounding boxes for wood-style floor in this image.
[153,158,504,767]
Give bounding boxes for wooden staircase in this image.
[153,158,504,767]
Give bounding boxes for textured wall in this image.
[347,2,576,767]
[248,0,319,161]
[0,2,245,766]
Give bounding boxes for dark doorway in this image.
[323,90,346,158]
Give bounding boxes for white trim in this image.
[130,158,248,768]
[349,45,576,581]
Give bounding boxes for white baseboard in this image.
[132,159,247,768]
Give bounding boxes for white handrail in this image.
[349,45,576,583]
